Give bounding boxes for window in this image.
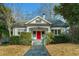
[42,31,45,38]
[33,31,36,34]
[58,29,61,34]
[33,31,36,37]
[18,32,21,34]
[55,30,57,35]
[52,29,61,35]
[52,30,54,33]
[42,31,45,34]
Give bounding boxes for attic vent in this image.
[36,19,41,23]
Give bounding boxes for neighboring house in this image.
[13,15,69,42]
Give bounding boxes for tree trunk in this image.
[0,33,2,45]
[8,27,11,37]
[0,34,2,40]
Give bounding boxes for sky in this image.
[4,3,63,21]
[4,3,43,20]
[4,3,44,20]
[5,3,41,14]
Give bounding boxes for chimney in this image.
[42,13,45,19]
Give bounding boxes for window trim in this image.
[52,29,61,35]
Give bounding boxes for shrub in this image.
[20,32,32,45]
[10,36,21,45]
[46,32,54,44]
[71,33,79,44]
[2,37,10,43]
[52,34,70,44]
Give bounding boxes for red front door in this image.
[36,31,41,40]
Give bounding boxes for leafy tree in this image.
[0,4,8,39]
[0,20,9,39]
[0,4,13,40]
[54,3,79,43]
[0,4,13,37]
[35,3,55,20]
[54,3,79,25]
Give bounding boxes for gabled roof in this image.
[13,19,27,28]
[50,20,69,27]
[25,16,52,24]
[13,16,69,28]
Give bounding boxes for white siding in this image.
[13,28,26,36]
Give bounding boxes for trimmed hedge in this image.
[52,34,70,44]
[20,32,32,45]
[10,36,21,45]
[10,32,32,45]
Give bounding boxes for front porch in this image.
[32,31,45,41]
[26,26,51,45]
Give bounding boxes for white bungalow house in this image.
[12,15,69,43]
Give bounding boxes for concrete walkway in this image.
[24,45,50,56]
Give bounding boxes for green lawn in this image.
[46,43,79,56]
[0,45,30,56]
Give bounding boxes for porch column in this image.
[27,27,29,32]
[48,27,51,32]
